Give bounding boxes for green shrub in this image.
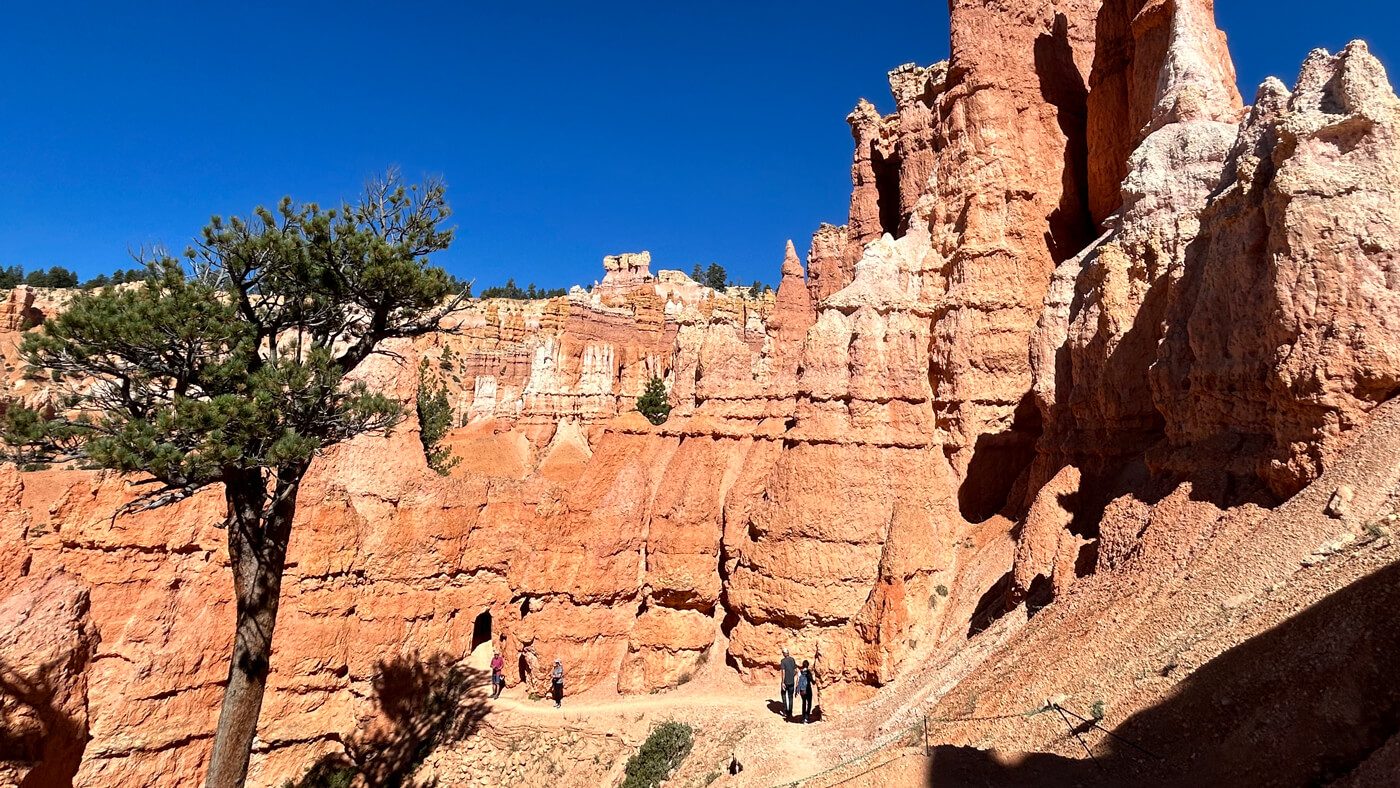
[636,375,672,426]
[417,360,459,475]
[622,721,694,788]
[1090,700,1106,721]
[283,764,354,788]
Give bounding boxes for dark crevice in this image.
[1074,540,1099,578]
[1035,12,1095,264]
[717,504,742,672]
[872,146,905,239]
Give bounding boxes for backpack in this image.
[797,671,810,694]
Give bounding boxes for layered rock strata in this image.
[3,1,1400,786]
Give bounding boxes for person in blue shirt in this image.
[797,660,817,723]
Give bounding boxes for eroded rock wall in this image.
[4,1,1400,786]
[0,571,98,788]
[1154,42,1400,499]
[1031,0,1244,485]
[1024,17,1400,604]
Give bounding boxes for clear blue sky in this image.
[0,2,1394,290]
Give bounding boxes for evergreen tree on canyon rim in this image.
[0,171,469,788]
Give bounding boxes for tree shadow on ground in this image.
[926,559,1400,787]
[289,653,490,788]
[0,656,87,788]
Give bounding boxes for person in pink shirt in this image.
[490,651,506,699]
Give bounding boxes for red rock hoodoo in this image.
[4,1,1400,785]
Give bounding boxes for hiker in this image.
[779,647,798,719]
[551,658,565,708]
[798,660,816,723]
[490,650,506,699]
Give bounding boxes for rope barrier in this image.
[770,697,1168,786]
[1053,703,1102,770]
[1053,703,1162,761]
[768,703,1052,787]
[766,718,924,788]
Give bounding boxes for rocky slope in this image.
[3,0,1400,785]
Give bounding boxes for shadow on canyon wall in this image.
[960,394,1044,525]
[0,657,86,788]
[1035,12,1095,265]
[927,558,1400,787]
[290,654,490,788]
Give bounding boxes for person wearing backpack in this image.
[797,660,816,723]
[490,650,506,699]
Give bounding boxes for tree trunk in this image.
[204,466,303,788]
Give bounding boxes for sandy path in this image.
[474,677,831,785]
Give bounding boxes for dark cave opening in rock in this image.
[873,146,905,239]
[470,610,492,654]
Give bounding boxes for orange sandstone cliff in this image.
[4,0,1400,785]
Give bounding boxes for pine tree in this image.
[22,266,80,288]
[703,263,727,290]
[417,360,460,475]
[445,273,473,297]
[0,172,469,788]
[636,375,672,425]
[690,263,703,282]
[0,265,23,289]
[48,266,79,288]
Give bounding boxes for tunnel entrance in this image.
[466,609,493,671]
[470,610,492,653]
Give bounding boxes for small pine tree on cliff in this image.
[0,172,470,788]
[417,359,460,475]
[636,375,671,425]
